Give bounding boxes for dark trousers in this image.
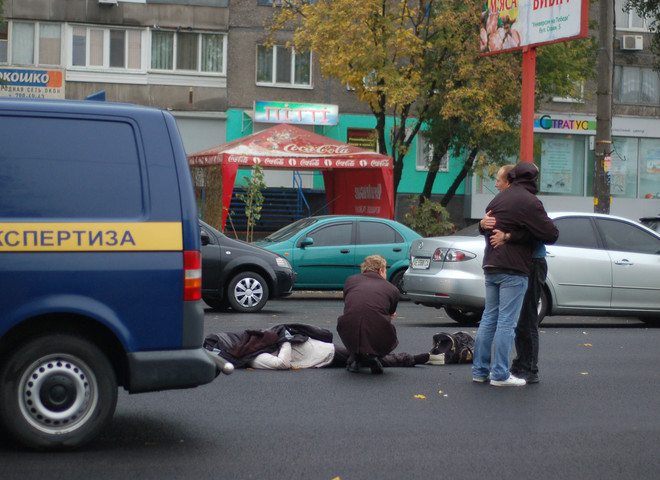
[512,257,547,374]
[331,345,417,368]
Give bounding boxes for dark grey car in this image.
[200,220,295,312]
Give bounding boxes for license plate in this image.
[412,258,430,269]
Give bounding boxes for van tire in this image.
[0,334,118,451]
[227,271,269,313]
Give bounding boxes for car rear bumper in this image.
[403,269,485,309]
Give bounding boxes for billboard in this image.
[0,67,64,99]
[480,0,588,55]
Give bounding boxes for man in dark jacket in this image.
[337,254,400,374]
[472,162,558,387]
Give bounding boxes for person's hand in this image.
[480,210,496,230]
[490,229,506,248]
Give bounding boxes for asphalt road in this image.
[1,293,659,480]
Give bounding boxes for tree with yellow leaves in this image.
[268,1,597,208]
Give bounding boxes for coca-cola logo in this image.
[264,159,285,166]
[253,157,262,164]
[359,160,368,167]
[336,160,355,167]
[283,144,351,155]
[228,155,250,164]
[300,159,320,167]
[288,159,297,167]
[324,159,333,167]
[370,159,390,167]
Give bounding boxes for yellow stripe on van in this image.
[0,222,183,252]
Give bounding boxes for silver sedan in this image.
[402,212,660,325]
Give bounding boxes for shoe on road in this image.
[490,375,526,387]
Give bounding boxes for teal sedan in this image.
[254,215,422,291]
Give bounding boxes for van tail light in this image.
[183,250,202,301]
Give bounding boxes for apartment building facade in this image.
[2,0,659,223]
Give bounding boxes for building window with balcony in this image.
[150,30,226,74]
[613,65,660,106]
[7,21,61,66]
[256,45,311,87]
[71,26,142,70]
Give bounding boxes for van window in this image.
[0,115,143,218]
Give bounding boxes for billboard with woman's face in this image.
[480,0,589,55]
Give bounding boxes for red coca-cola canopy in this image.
[187,124,394,229]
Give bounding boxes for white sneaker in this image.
[426,353,445,365]
[490,375,526,387]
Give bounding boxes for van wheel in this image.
[227,272,269,313]
[0,334,117,451]
[444,307,483,326]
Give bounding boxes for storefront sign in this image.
[0,67,64,99]
[347,128,379,152]
[254,101,338,125]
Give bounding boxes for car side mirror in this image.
[201,230,211,246]
[300,237,314,248]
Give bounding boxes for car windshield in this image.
[262,217,319,242]
[452,222,481,237]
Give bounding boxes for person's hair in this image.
[499,164,515,180]
[361,254,387,274]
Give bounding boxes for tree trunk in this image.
[440,147,478,208]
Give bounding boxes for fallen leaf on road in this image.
[414,394,426,399]
[580,372,589,375]
[583,343,592,347]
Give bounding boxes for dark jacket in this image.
[480,162,558,276]
[203,323,334,368]
[336,271,399,357]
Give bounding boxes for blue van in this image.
[0,98,225,450]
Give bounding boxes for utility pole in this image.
[594,0,613,214]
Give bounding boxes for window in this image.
[615,0,649,31]
[257,45,311,87]
[71,25,142,70]
[614,66,660,106]
[610,137,639,198]
[536,134,586,196]
[0,115,142,219]
[639,138,660,199]
[304,223,352,247]
[596,218,660,254]
[5,21,61,66]
[358,222,403,245]
[151,30,225,74]
[12,22,35,65]
[39,24,62,65]
[416,134,448,172]
[553,218,600,249]
[0,23,7,63]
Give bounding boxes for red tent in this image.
[187,124,394,229]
